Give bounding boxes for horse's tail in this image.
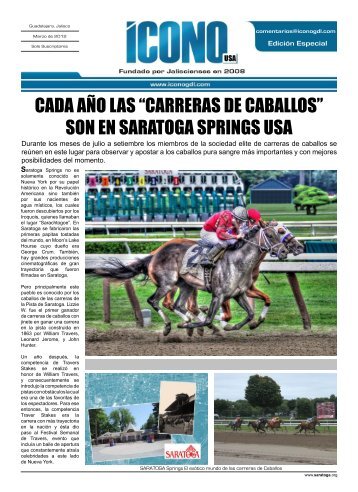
[94,255,152,280]
[295,424,300,429]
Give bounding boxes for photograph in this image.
[85,373,208,465]
[85,169,337,357]
[158,381,196,435]
[214,373,337,465]
[88,402,171,463]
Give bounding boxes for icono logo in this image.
[126,21,228,63]
[164,443,201,459]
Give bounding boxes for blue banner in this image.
[250,21,337,52]
[21,72,337,92]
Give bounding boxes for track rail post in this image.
[103,278,111,323]
[286,272,312,330]
[124,280,144,327]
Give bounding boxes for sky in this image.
[103,402,156,429]
[214,373,337,401]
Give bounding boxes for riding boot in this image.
[200,244,227,268]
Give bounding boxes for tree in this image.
[108,410,122,432]
[117,408,136,430]
[287,399,297,412]
[276,400,289,416]
[88,408,110,441]
[214,399,232,416]
[311,170,337,193]
[296,398,314,419]
[293,185,331,215]
[107,408,136,432]
[142,413,157,430]
[234,399,255,417]
[245,375,283,414]
[239,171,283,190]
[152,402,159,422]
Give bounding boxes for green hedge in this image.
[85,241,162,254]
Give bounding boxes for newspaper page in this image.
[8,0,354,488]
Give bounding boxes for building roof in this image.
[251,178,292,190]
[122,423,140,433]
[165,394,195,413]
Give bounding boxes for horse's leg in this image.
[214,299,232,327]
[224,293,254,331]
[187,289,199,316]
[186,290,221,335]
[162,287,178,311]
[172,284,199,337]
[185,290,206,336]
[246,285,271,330]
[147,285,176,336]
[184,294,223,329]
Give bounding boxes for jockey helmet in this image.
[232,206,248,221]
[247,208,261,223]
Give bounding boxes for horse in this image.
[266,417,283,432]
[248,419,267,433]
[228,417,242,431]
[295,417,320,435]
[95,224,288,336]
[159,222,304,330]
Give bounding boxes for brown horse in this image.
[248,419,267,433]
[228,417,242,431]
[157,222,304,330]
[295,417,320,435]
[266,417,283,432]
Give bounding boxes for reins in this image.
[241,227,286,257]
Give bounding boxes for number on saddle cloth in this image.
[186,244,207,268]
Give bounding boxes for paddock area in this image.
[91,438,171,462]
[214,432,337,465]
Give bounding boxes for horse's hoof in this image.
[197,327,204,337]
[186,327,194,337]
[211,326,223,336]
[163,325,171,336]
[223,324,234,331]
[249,318,264,330]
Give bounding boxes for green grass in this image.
[257,202,337,222]
[85,272,336,332]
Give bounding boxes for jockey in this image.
[200,206,262,267]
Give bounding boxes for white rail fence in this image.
[85,220,337,238]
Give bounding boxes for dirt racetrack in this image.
[215,431,337,465]
[85,327,336,356]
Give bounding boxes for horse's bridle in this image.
[276,224,294,245]
[276,223,304,255]
[242,226,287,257]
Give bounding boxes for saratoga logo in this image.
[164,443,201,459]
